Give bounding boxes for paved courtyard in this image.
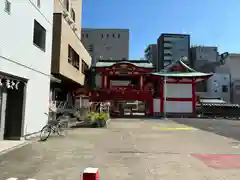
[1,118,240,180]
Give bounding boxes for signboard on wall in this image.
[0,78,20,90]
[114,64,134,75]
[110,80,130,86]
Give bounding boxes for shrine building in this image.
[75,59,212,116]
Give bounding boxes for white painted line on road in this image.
[6,178,37,180]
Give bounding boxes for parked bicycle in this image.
[39,112,66,141]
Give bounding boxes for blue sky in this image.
[82,0,240,59]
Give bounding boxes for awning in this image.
[50,75,61,83]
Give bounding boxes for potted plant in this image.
[96,112,108,127]
[86,112,98,127]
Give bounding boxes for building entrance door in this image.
[0,86,7,140]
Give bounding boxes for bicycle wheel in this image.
[55,123,65,136]
[40,125,52,141]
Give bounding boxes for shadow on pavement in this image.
[111,115,160,119]
[171,118,240,142]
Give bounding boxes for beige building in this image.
[81,28,129,65]
[51,0,91,86]
[50,0,91,107]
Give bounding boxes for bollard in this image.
[82,167,99,180]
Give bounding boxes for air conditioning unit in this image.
[63,10,69,18]
[72,24,77,31]
[66,16,74,24]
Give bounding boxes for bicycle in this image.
[39,112,66,141]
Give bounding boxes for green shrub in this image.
[96,112,108,121]
[86,111,109,127]
[86,112,97,122]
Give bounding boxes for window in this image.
[5,0,11,14]
[164,53,172,56]
[118,33,120,38]
[222,85,228,92]
[101,34,104,39]
[37,0,41,8]
[106,34,109,38]
[81,60,89,74]
[68,45,80,70]
[71,8,75,22]
[64,0,69,11]
[88,44,93,52]
[164,47,172,50]
[112,33,115,38]
[33,20,46,51]
[86,34,88,38]
[164,40,172,44]
[68,45,74,62]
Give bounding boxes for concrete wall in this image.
[0,0,54,134]
[153,98,160,113]
[191,46,218,68]
[54,0,82,37]
[206,73,231,102]
[166,84,192,98]
[165,84,192,113]
[215,54,240,82]
[165,101,192,113]
[232,80,240,104]
[81,29,129,65]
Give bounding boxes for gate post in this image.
[82,167,99,180]
[149,98,153,116]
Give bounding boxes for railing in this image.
[109,84,140,90]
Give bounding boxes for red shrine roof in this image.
[152,60,213,78]
[93,60,153,68]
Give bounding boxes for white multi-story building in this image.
[0,0,54,140]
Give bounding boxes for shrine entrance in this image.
[88,60,155,117]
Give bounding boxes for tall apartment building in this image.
[0,0,54,140]
[81,28,129,65]
[51,0,91,106]
[157,33,190,71]
[190,46,218,69]
[144,44,158,70]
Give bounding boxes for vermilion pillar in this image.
[101,73,105,88]
[141,76,144,89]
[160,78,164,113]
[149,99,153,116]
[192,79,196,115]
